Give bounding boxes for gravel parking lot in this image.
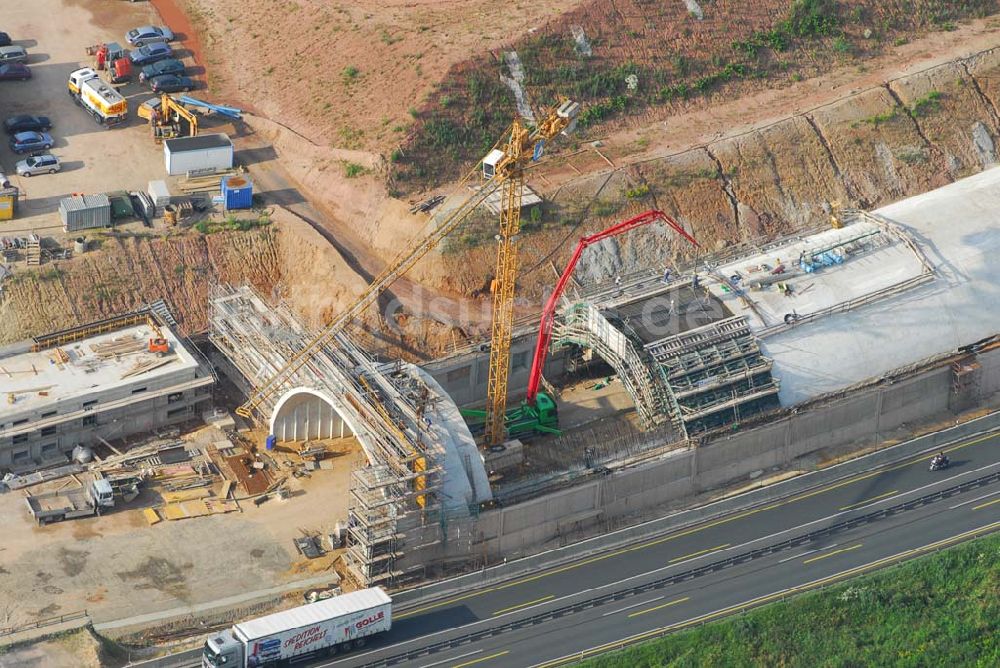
[0,0,200,239]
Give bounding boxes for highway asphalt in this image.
[316,429,1000,668]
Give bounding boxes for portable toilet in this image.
[0,186,16,220]
[221,175,253,210]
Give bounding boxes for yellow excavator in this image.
[137,93,198,143]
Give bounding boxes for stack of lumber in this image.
[91,335,146,359]
[121,354,175,379]
[177,167,243,194]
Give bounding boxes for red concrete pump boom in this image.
[525,209,698,404]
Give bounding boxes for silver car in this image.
[125,25,175,47]
[15,153,60,177]
[0,45,27,64]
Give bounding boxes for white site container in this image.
[163,133,233,176]
[147,180,171,207]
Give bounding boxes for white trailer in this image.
[202,588,392,668]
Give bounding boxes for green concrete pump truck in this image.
[461,210,697,440]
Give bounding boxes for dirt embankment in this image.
[178,0,582,154]
[0,207,370,346]
[241,47,1000,313]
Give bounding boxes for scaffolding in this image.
[208,284,453,586]
[949,356,982,413]
[346,465,406,586]
[647,317,780,433]
[554,302,675,432]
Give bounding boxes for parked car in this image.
[15,153,60,177]
[129,43,173,66]
[139,58,185,82]
[9,131,53,154]
[4,114,52,134]
[0,45,27,64]
[149,74,194,93]
[125,25,174,47]
[0,63,30,81]
[0,32,11,47]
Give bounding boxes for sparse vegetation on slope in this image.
[394,0,997,192]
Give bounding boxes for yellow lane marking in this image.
[973,497,1000,511]
[452,650,510,668]
[668,544,730,564]
[398,589,498,620]
[803,543,863,565]
[531,520,1000,668]
[627,596,690,618]
[397,431,999,621]
[779,432,997,507]
[492,595,554,616]
[839,490,898,511]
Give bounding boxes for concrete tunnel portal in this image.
[269,387,373,459]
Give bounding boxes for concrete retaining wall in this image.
[397,399,1000,606]
[399,346,1000,574]
[423,335,571,407]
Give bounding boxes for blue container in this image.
[221,175,253,210]
[265,434,276,451]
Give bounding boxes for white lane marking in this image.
[527,520,1000,668]
[601,596,664,617]
[779,548,818,564]
[950,488,1000,509]
[419,649,482,668]
[323,460,1000,666]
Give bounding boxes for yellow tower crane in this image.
[481,101,579,446]
[235,100,579,430]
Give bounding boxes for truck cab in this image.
[89,478,114,508]
[68,67,98,96]
[203,631,243,668]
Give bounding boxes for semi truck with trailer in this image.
[68,68,128,126]
[202,587,392,667]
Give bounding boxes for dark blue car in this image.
[149,74,194,93]
[129,42,173,66]
[139,58,185,82]
[9,131,53,153]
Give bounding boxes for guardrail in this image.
[394,410,1000,607]
[367,470,1000,666]
[0,609,88,639]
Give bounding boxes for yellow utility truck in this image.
[68,68,128,127]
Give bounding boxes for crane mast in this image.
[236,100,579,430]
[483,103,579,446]
[485,169,524,446]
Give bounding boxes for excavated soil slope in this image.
[179,0,583,154]
[0,207,368,346]
[508,48,1000,290]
